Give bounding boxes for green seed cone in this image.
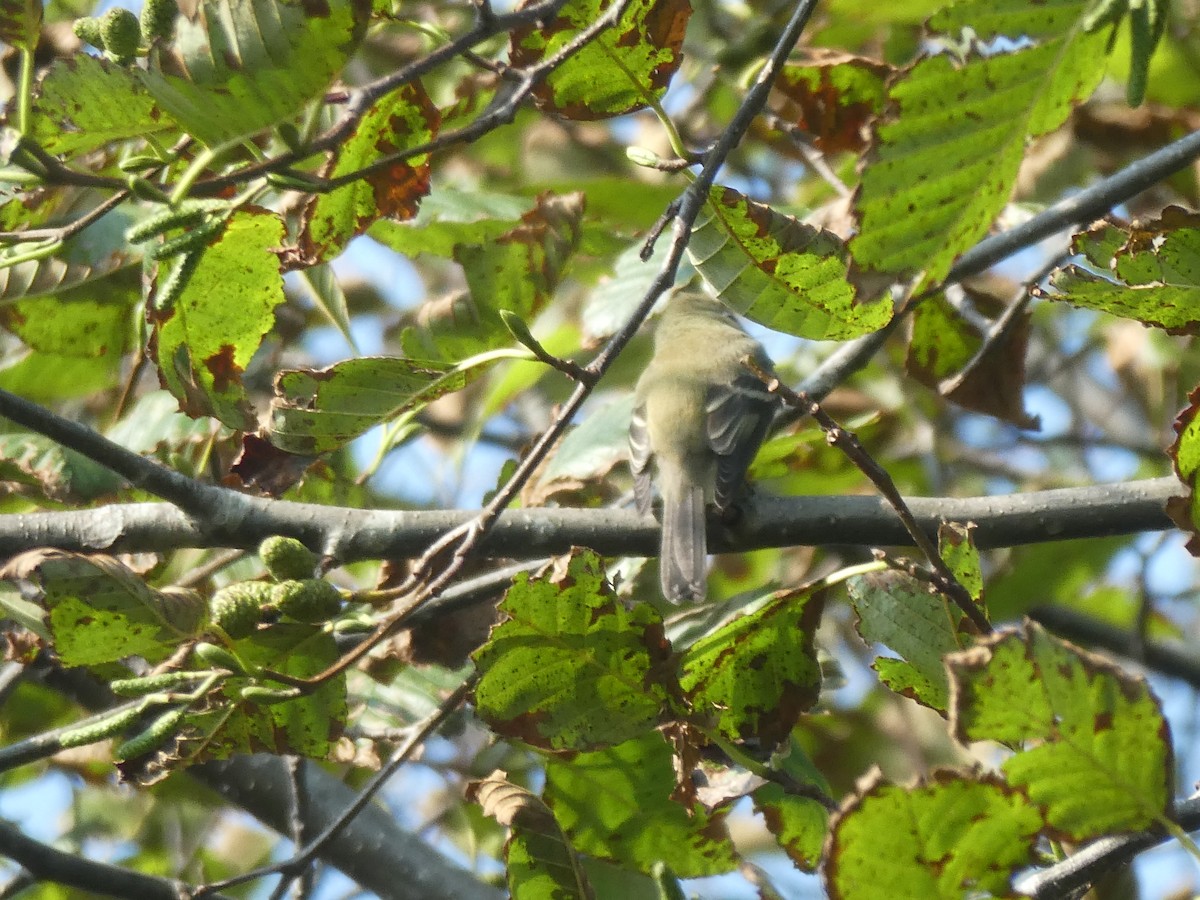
[209,582,273,639]
[272,579,342,623]
[260,536,319,581]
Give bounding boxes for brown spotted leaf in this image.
[947,621,1173,839]
[825,769,1041,899]
[1038,207,1200,334]
[769,49,891,154]
[510,0,691,120]
[2,550,206,666]
[678,584,825,748]
[472,550,672,752]
[688,185,890,340]
[298,80,440,263]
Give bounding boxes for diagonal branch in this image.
[0,818,237,900]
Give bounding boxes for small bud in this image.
[625,146,663,168]
[193,642,247,674]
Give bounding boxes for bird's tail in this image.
[660,475,706,603]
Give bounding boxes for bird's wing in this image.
[707,368,778,511]
[629,401,655,516]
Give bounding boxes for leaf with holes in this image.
[1038,208,1200,334]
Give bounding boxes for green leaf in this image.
[688,186,890,340]
[267,356,471,455]
[0,275,137,358]
[31,55,175,156]
[469,772,594,900]
[472,550,672,751]
[138,0,367,145]
[404,192,584,361]
[0,432,123,503]
[1169,383,1200,553]
[299,80,439,263]
[0,0,42,50]
[544,732,737,877]
[906,293,979,384]
[851,0,1111,282]
[939,522,983,601]
[182,624,346,762]
[752,783,828,873]
[583,237,672,343]
[947,621,1173,838]
[543,394,636,484]
[8,550,205,666]
[369,186,533,259]
[1110,0,1169,107]
[678,585,825,747]
[152,207,286,430]
[0,201,140,300]
[0,350,122,401]
[1040,209,1200,333]
[509,0,691,120]
[847,571,969,712]
[825,770,1041,899]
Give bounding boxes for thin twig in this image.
[753,364,992,634]
[0,818,236,900]
[0,190,129,243]
[194,675,476,897]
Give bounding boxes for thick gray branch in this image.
[1015,796,1200,898]
[193,755,503,900]
[0,476,1182,559]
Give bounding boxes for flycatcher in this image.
[629,290,779,602]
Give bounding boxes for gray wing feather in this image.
[629,402,654,516]
[707,370,778,511]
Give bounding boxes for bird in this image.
[629,289,780,602]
